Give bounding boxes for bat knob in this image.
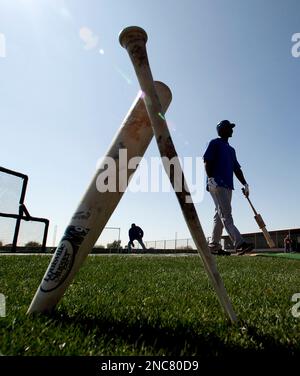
[119,26,148,49]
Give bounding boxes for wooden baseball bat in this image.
[27,82,172,313]
[242,189,275,248]
[119,26,237,323]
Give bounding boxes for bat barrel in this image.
[254,214,266,229]
[261,227,276,248]
[245,194,275,248]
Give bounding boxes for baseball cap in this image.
[216,120,236,131]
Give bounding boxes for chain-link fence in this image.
[135,237,200,250]
[134,229,300,251]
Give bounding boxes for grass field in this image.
[0,254,300,362]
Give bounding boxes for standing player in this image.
[284,234,292,253]
[203,120,254,256]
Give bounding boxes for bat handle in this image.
[242,187,249,198]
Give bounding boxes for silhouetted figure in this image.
[128,223,146,252]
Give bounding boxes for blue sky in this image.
[0,0,299,247]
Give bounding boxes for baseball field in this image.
[0,254,299,364]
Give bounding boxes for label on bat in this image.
[40,226,89,292]
[72,209,92,221]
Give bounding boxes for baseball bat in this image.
[27,81,172,313]
[119,26,237,323]
[242,189,275,248]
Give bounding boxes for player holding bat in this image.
[203,120,254,256]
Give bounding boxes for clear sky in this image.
[1,0,300,247]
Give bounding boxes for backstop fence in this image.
[0,166,49,252]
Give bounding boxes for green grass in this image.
[257,252,300,260]
[0,255,300,360]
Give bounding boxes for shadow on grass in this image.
[48,310,299,369]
